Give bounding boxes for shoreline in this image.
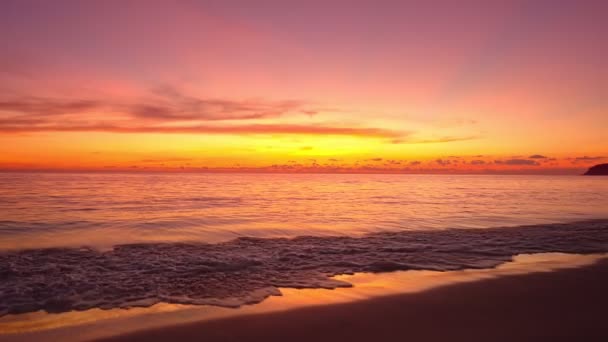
[3,219,607,317]
[1,253,606,342]
[98,255,608,342]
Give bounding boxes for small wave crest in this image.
[1,220,607,316]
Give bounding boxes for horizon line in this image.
[0,168,589,176]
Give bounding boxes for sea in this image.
[1,173,607,315]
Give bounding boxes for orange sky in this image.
[0,1,606,174]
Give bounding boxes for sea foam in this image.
[1,220,607,316]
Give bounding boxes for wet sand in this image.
[99,258,608,342]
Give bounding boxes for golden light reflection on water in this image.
[2,173,608,251]
[0,253,605,342]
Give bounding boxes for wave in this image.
[1,220,607,316]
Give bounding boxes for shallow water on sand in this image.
[1,252,606,342]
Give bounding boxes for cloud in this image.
[300,146,313,150]
[528,154,548,159]
[568,156,606,164]
[392,136,479,144]
[0,92,311,122]
[409,161,421,166]
[0,122,404,138]
[0,98,100,116]
[469,159,486,165]
[495,159,539,166]
[140,157,194,163]
[435,159,451,166]
[0,92,407,139]
[301,110,318,117]
[573,156,605,161]
[130,86,310,121]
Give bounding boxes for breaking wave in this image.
[1,220,607,316]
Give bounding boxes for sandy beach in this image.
[95,257,608,342]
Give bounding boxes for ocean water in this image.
[1,173,607,316]
[0,173,607,250]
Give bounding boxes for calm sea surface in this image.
[1,173,607,251]
[0,173,608,249]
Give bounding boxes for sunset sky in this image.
[0,0,606,173]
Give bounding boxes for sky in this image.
[0,0,606,174]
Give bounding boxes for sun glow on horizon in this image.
[0,1,606,173]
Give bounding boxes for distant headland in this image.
[584,163,608,175]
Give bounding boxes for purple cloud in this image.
[495,159,539,166]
